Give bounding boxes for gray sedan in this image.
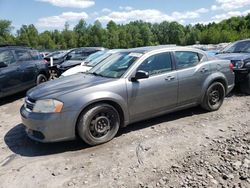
[20,46,235,145]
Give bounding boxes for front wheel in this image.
[201,82,225,111]
[36,74,47,85]
[77,104,120,146]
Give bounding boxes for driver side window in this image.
[0,50,15,66]
[137,52,172,76]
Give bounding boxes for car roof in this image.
[75,47,106,51]
[117,45,205,54]
[234,39,250,43]
[0,45,32,50]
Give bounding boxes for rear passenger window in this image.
[138,52,172,76]
[175,51,202,69]
[15,50,32,61]
[0,50,15,65]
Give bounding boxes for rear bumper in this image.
[20,105,77,142]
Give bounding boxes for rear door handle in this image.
[165,75,175,81]
[200,68,208,73]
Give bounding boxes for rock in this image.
[232,161,242,170]
[196,172,203,176]
[67,182,74,186]
[98,172,104,179]
[210,179,218,185]
[172,164,181,169]
[159,179,165,185]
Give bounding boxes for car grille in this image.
[25,97,36,112]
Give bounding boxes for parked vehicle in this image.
[61,49,122,77]
[20,46,234,145]
[56,47,106,75]
[0,45,49,98]
[216,39,250,94]
[44,50,69,67]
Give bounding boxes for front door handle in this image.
[165,75,175,81]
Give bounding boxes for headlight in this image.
[234,60,244,69]
[33,99,63,113]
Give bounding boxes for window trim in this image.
[174,51,203,70]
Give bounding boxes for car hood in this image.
[215,53,250,61]
[60,60,82,68]
[27,74,113,100]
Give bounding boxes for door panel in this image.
[126,52,178,122]
[14,49,37,86]
[127,72,178,122]
[177,64,210,105]
[0,50,22,96]
[175,51,210,105]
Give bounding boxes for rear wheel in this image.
[77,103,120,146]
[36,74,47,85]
[240,73,250,95]
[201,82,225,111]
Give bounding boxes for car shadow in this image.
[0,91,26,106]
[4,106,207,157]
[117,106,207,136]
[4,124,88,157]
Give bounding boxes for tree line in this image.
[1,14,250,50]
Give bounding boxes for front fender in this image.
[70,91,129,127]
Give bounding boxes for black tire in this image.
[77,103,120,146]
[240,74,250,95]
[36,74,47,85]
[201,82,225,111]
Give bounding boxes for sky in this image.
[1,0,250,32]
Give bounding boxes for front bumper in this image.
[233,68,250,83]
[20,105,77,142]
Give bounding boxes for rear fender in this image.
[200,72,228,103]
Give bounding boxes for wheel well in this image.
[75,100,125,137]
[38,70,49,78]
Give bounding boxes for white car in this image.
[61,50,122,77]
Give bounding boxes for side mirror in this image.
[0,62,7,68]
[132,70,149,81]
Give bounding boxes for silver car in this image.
[20,46,235,145]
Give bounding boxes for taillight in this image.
[229,63,234,72]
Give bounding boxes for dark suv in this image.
[0,45,50,98]
[216,39,250,94]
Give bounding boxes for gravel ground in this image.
[0,91,249,188]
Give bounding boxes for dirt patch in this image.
[0,93,249,188]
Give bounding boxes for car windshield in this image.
[88,52,141,78]
[83,51,106,64]
[221,41,250,53]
